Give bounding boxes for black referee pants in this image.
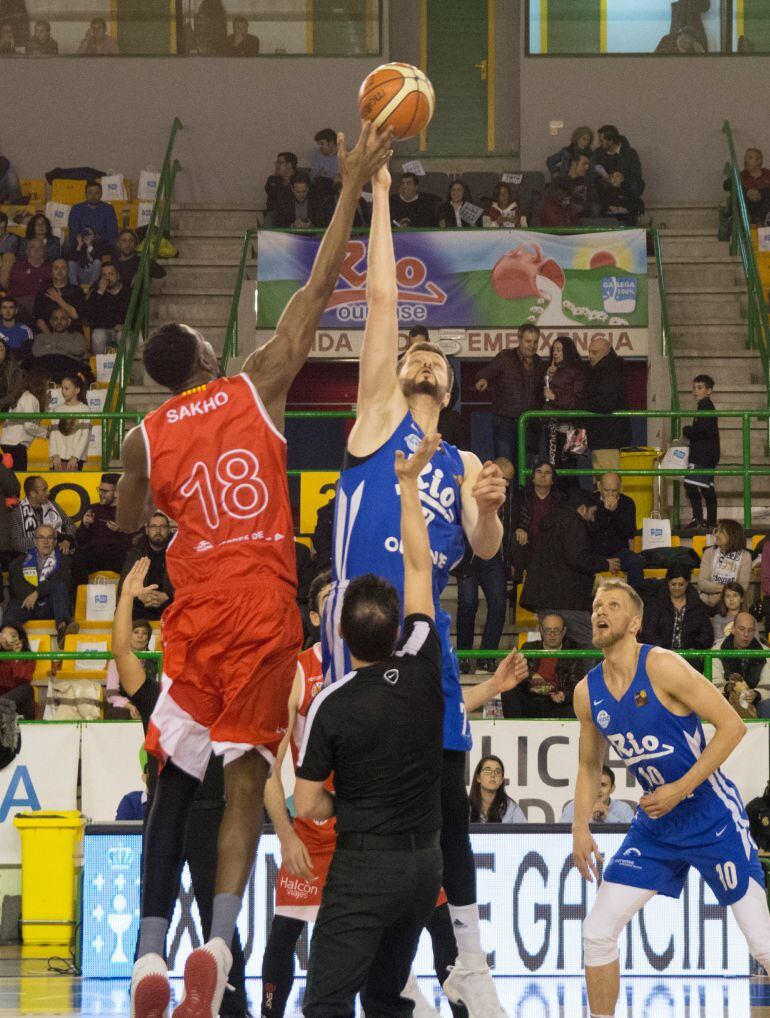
[303,841,442,1017]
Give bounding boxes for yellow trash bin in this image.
[13,810,85,945]
[620,447,659,529]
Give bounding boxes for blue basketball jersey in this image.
[322,411,470,751]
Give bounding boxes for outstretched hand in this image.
[395,433,442,483]
[472,460,507,516]
[120,557,158,600]
[339,121,395,191]
[491,648,529,693]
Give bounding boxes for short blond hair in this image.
[596,577,644,620]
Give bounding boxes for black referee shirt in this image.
[296,613,444,835]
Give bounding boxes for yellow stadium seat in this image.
[109,200,137,231]
[25,619,57,638]
[691,534,710,559]
[26,438,49,470]
[515,602,538,628]
[58,632,111,680]
[88,571,120,584]
[50,179,87,204]
[643,569,667,580]
[752,534,764,550]
[19,178,46,204]
[1,204,41,237]
[27,634,53,681]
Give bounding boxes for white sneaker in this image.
[401,970,441,1016]
[130,952,170,1018]
[172,937,232,1018]
[443,951,509,1018]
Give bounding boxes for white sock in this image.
[447,902,483,956]
[591,1013,614,1017]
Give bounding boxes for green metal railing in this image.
[518,409,770,529]
[221,227,259,374]
[650,226,681,524]
[0,412,143,472]
[103,117,183,466]
[723,119,770,442]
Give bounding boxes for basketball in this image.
[358,62,435,140]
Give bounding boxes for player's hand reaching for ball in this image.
[280,830,316,882]
[339,121,395,191]
[120,556,158,601]
[472,461,507,517]
[492,648,529,694]
[639,780,686,820]
[395,433,442,483]
[573,827,602,883]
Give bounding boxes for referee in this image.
[295,434,446,1017]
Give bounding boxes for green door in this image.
[744,0,770,51]
[422,0,491,157]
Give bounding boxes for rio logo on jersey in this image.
[606,730,674,767]
[166,391,229,423]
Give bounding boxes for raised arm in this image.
[571,678,606,882]
[462,647,528,712]
[116,426,152,533]
[243,122,394,431]
[395,433,441,620]
[460,450,505,560]
[112,557,154,695]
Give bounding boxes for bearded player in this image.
[321,162,511,1017]
[572,578,770,1018]
[117,122,393,1018]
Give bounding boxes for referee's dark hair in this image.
[340,574,400,663]
[143,323,200,390]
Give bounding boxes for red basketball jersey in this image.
[141,373,296,594]
[291,644,336,849]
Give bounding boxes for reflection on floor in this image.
[2,972,770,1017]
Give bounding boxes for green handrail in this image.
[221,228,259,374]
[0,411,142,471]
[517,408,770,528]
[103,117,183,468]
[650,226,681,525]
[723,119,770,446]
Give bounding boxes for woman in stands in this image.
[483,182,526,228]
[0,368,50,470]
[641,563,713,652]
[469,755,526,824]
[711,581,745,642]
[0,340,27,413]
[0,624,35,720]
[48,372,91,471]
[698,519,753,610]
[542,334,585,478]
[546,125,595,180]
[437,180,474,229]
[21,214,61,263]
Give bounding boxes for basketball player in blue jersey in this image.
[322,161,513,1017]
[572,578,770,1018]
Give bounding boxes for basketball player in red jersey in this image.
[117,122,393,1018]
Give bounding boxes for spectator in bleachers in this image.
[8,237,51,318]
[0,211,19,289]
[115,760,149,820]
[583,336,631,474]
[503,613,582,719]
[77,17,119,56]
[312,487,336,575]
[482,182,526,228]
[311,128,340,189]
[295,538,315,642]
[67,227,102,287]
[437,180,473,229]
[9,475,75,553]
[594,125,645,203]
[85,263,129,354]
[553,152,600,223]
[73,472,132,588]
[67,181,119,247]
[1,371,49,470]
[31,307,89,381]
[0,624,35,720]
[33,258,86,335]
[455,538,507,676]
[0,151,22,205]
[0,22,20,54]
[559,766,634,823]
[390,172,436,229]
[21,214,60,263]
[0,297,33,361]
[0,455,20,570]
[542,334,585,475]
[698,519,752,609]
[0,339,26,412]
[546,126,595,180]
[111,229,166,290]
[194,0,227,54]
[105,620,155,719]
[599,170,643,226]
[474,323,546,465]
[6,524,72,637]
[641,563,713,652]
[682,373,720,530]
[588,473,644,590]
[509,460,561,608]
[264,152,297,226]
[469,756,526,824]
[712,612,770,718]
[520,489,620,647]
[540,180,579,227]
[273,171,332,229]
[26,19,58,55]
[118,512,174,621]
[48,372,91,472]
[225,15,259,55]
[735,148,770,226]
[711,581,745,643]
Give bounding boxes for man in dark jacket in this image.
[521,490,620,647]
[118,512,174,620]
[682,373,720,529]
[640,564,713,653]
[584,337,631,474]
[595,126,644,202]
[509,461,562,586]
[0,456,20,569]
[588,472,644,589]
[273,172,332,229]
[73,473,133,588]
[6,525,72,633]
[501,613,583,719]
[475,324,547,467]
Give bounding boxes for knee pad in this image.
[583,908,620,968]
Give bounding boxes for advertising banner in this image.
[257,229,649,333]
[81,722,145,824]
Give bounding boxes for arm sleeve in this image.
[395,613,442,684]
[0,465,20,500]
[560,523,609,577]
[55,504,76,541]
[9,508,33,553]
[296,700,334,782]
[125,677,158,732]
[697,549,722,595]
[737,551,753,593]
[475,353,503,385]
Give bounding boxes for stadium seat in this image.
[417,172,450,201]
[2,205,41,237]
[50,179,87,204]
[19,178,46,204]
[27,634,53,681]
[460,171,500,204]
[58,633,111,680]
[88,571,120,584]
[25,619,57,639]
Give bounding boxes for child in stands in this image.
[683,373,720,530]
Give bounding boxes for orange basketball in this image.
[358,62,435,141]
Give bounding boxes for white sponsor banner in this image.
[252,327,649,361]
[469,720,769,822]
[81,722,145,824]
[1,723,80,865]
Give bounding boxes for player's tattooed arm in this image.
[639,649,746,820]
[116,427,152,533]
[571,678,605,882]
[245,121,394,430]
[459,451,505,560]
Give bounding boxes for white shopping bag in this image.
[138,169,161,201]
[642,515,672,551]
[95,353,116,383]
[86,585,116,622]
[661,442,690,471]
[76,639,109,671]
[136,201,154,227]
[100,174,127,201]
[44,201,71,229]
